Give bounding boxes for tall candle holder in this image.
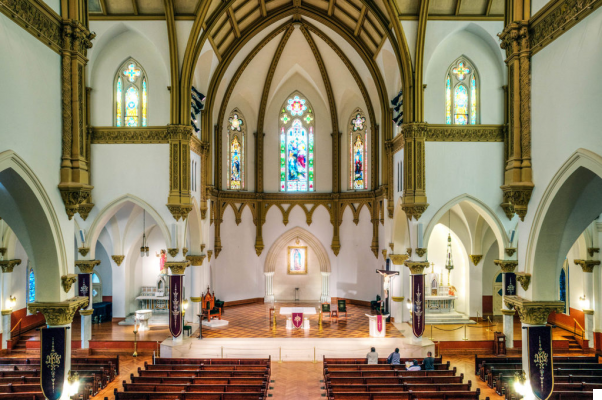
[133,320,139,357]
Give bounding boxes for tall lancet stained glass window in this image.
[445,56,479,125]
[279,93,314,192]
[349,109,368,189]
[227,108,246,190]
[28,267,35,304]
[114,58,148,127]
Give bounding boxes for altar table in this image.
[425,295,457,313]
[365,314,389,338]
[279,307,315,330]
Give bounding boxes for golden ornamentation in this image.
[166,203,193,221]
[501,184,534,221]
[207,250,213,261]
[45,336,61,392]
[78,247,90,257]
[90,127,171,143]
[78,203,94,221]
[401,123,429,221]
[504,296,564,325]
[0,248,5,257]
[79,309,94,316]
[583,309,594,315]
[190,297,202,303]
[1,310,12,316]
[587,248,600,258]
[166,261,190,275]
[382,250,387,260]
[389,243,394,251]
[392,297,404,302]
[182,248,188,257]
[388,134,405,155]
[75,260,100,274]
[574,259,600,273]
[415,248,427,258]
[0,259,21,273]
[167,248,179,258]
[201,244,206,252]
[186,254,206,266]
[533,336,549,392]
[505,247,517,257]
[61,274,78,293]
[0,0,63,53]
[28,297,89,325]
[494,259,518,273]
[111,255,124,266]
[404,261,429,275]
[58,185,93,220]
[407,248,413,257]
[426,125,504,142]
[501,308,516,316]
[469,255,483,266]
[190,136,202,156]
[516,272,531,290]
[389,254,409,265]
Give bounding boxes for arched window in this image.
[559,264,569,314]
[445,57,478,125]
[227,108,246,190]
[92,272,102,303]
[349,109,367,190]
[279,92,315,192]
[27,266,35,304]
[114,58,148,127]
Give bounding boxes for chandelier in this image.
[140,209,149,257]
[445,210,454,285]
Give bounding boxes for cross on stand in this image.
[375,268,399,322]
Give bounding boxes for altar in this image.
[425,272,456,313]
[365,314,388,338]
[279,307,315,330]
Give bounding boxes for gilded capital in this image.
[501,308,516,316]
[0,259,21,273]
[469,255,483,266]
[190,297,202,303]
[574,259,600,273]
[186,254,206,266]
[61,274,78,293]
[111,255,125,266]
[404,261,430,275]
[166,204,193,221]
[75,260,100,274]
[79,309,94,316]
[28,297,89,326]
[587,248,600,258]
[167,248,179,258]
[494,259,518,273]
[0,248,6,257]
[390,254,409,265]
[503,296,564,325]
[516,272,531,291]
[401,204,429,221]
[78,247,90,257]
[415,248,427,258]
[505,248,517,257]
[382,250,387,260]
[207,250,213,261]
[1,310,12,316]
[166,261,190,275]
[182,248,189,257]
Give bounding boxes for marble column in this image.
[0,259,21,350]
[75,260,100,350]
[264,272,274,303]
[320,272,330,303]
[593,254,602,347]
[390,254,409,324]
[1,310,11,350]
[166,261,190,345]
[494,258,518,349]
[187,254,206,324]
[404,260,429,345]
[575,259,600,347]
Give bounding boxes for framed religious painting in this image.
[287,246,308,275]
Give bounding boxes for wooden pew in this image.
[112,391,266,399]
[325,369,458,379]
[325,362,450,372]
[327,382,472,393]
[154,357,270,367]
[324,357,443,365]
[0,393,46,399]
[327,389,482,400]
[130,376,267,386]
[474,355,599,375]
[138,370,269,378]
[326,375,465,386]
[122,383,267,394]
[145,364,268,372]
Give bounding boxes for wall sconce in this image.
[67,370,80,396]
[6,296,16,310]
[579,295,589,310]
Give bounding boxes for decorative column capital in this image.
[167,248,179,257]
[390,254,409,265]
[415,248,427,258]
[207,250,213,261]
[320,271,331,277]
[166,204,193,221]
[75,260,100,274]
[501,184,534,222]
[469,255,483,266]
[503,296,564,325]
[58,184,94,220]
[574,259,601,273]
[186,254,206,266]
[501,308,516,316]
[78,247,90,257]
[166,261,190,275]
[587,248,600,258]
[404,261,430,275]
[494,259,518,273]
[0,248,6,257]
[516,272,531,290]
[505,247,517,257]
[80,309,94,316]
[61,274,78,293]
[1,310,12,316]
[28,297,89,325]
[111,255,125,266]
[0,259,21,273]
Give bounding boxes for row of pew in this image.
[0,355,119,399]
[475,354,602,399]
[109,357,272,400]
[323,356,487,400]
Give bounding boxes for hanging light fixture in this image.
[445,210,454,286]
[140,210,150,257]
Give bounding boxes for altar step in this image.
[424,311,476,325]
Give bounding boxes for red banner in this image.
[412,274,425,338]
[376,314,383,334]
[169,275,183,337]
[292,312,303,329]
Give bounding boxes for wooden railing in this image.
[574,319,585,340]
[10,318,22,339]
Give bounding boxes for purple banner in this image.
[528,326,554,400]
[41,328,66,400]
[78,274,91,298]
[504,273,517,296]
[412,274,425,338]
[169,275,183,337]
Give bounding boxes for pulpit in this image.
[201,287,222,321]
[365,314,388,337]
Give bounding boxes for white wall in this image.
[273,237,322,301]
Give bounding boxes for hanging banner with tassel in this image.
[504,273,516,296]
[412,274,425,338]
[528,326,554,400]
[169,275,183,337]
[41,327,66,400]
[78,274,90,298]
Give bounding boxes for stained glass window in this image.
[227,109,246,190]
[445,57,478,125]
[559,268,567,314]
[349,108,368,190]
[28,268,35,304]
[114,58,147,127]
[280,93,314,192]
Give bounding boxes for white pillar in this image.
[1,311,11,350]
[80,311,92,349]
[190,262,203,323]
[1,265,13,350]
[321,272,330,303]
[264,272,274,303]
[389,265,402,323]
[577,260,598,348]
[502,309,515,349]
[593,262,602,346]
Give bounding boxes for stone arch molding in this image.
[263,227,331,302]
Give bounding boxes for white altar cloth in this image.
[279,307,316,315]
[365,314,389,338]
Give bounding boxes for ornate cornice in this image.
[501,308,516,316]
[167,248,179,258]
[90,127,171,143]
[58,184,93,220]
[78,247,90,257]
[470,255,483,266]
[190,136,202,156]
[0,0,63,53]
[404,260,430,275]
[505,248,517,257]
[501,184,534,221]
[574,259,601,273]
[61,274,78,293]
[504,296,564,325]
[165,260,190,275]
[388,133,405,155]
[28,297,89,325]
[0,259,21,273]
[494,259,518,273]
[426,125,505,142]
[186,254,206,266]
[516,272,532,291]
[389,254,409,265]
[111,255,124,266]
[166,203,192,221]
[75,260,100,274]
[530,0,602,55]
[415,248,427,258]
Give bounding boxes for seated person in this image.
[366,347,378,364]
[424,351,435,370]
[386,348,401,365]
[407,360,421,371]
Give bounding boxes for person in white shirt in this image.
[366,347,378,364]
[407,360,421,371]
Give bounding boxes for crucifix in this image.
[376,262,399,322]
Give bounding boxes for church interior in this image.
[1,0,602,399]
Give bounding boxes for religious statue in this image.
[156,249,167,274]
[292,248,302,271]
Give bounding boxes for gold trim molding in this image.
[28,297,89,325]
[90,127,171,143]
[389,254,409,265]
[166,261,190,275]
[79,309,94,316]
[75,260,100,274]
[78,247,90,257]
[516,272,531,291]
[588,248,600,258]
[426,125,505,142]
[501,308,516,316]
[0,259,21,273]
[1,310,12,316]
[186,254,206,266]
[166,203,192,221]
[574,259,601,273]
[111,255,124,266]
[494,259,518,273]
[61,274,78,293]
[392,297,405,302]
[190,297,202,303]
[583,309,594,315]
[207,250,213,261]
[504,296,564,325]
[469,255,483,266]
[167,248,179,258]
[415,248,427,258]
[404,260,430,275]
[505,248,516,257]
[0,0,63,53]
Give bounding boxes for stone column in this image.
[0,259,21,350]
[390,254,409,323]
[404,260,429,344]
[575,259,600,347]
[186,254,206,324]
[320,272,330,303]
[166,261,190,345]
[75,260,99,349]
[264,272,274,303]
[494,259,519,348]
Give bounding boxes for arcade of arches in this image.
[2,0,602,399]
